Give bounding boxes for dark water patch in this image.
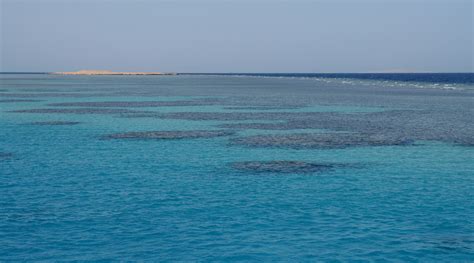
[222,106,302,110]
[431,235,474,252]
[10,108,147,115]
[121,108,474,146]
[10,88,102,93]
[27,121,81,126]
[218,108,474,147]
[47,98,223,108]
[231,161,338,173]
[218,122,298,130]
[0,93,114,98]
[0,152,14,159]
[46,98,305,109]
[16,88,66,92]
[231,133,414,149]
[0,99,42,103]
[138,111,323,121]
[118,112,165,118]
[102,130,235,140]
[452,140,474,147]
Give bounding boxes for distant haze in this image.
[1,0,472,73]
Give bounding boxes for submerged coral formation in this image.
[231,132,414,149]
[102,130,235,140]
[231,161,336,173]
[28,121,81,125]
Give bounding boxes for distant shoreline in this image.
[0,72,472,75]
[51,70,176,76]
[0,72,472,84]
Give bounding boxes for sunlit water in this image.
[1,74,473,261]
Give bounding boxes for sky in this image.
[0,0,472,73]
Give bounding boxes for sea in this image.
[1,73,473,261]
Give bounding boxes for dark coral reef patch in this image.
[10,108,147,115]
[28,121,81,125]
[231,133,414,149]
[47,98,223,108]
[230,161,337,173]
[102,130,235,140]
[0,92,112,98]
[136,111,316,121]
[222,106,302,110]
[0,99,42,103]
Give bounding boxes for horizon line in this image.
[1,72,473,74]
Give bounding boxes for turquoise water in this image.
[1,74,473,261]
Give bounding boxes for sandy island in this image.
[52,70,176,75]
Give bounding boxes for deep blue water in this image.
[184,73,474,85]
[1,74,473,261]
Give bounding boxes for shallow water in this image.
[1,74,473,261]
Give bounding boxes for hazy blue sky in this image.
[1,0,472,72]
